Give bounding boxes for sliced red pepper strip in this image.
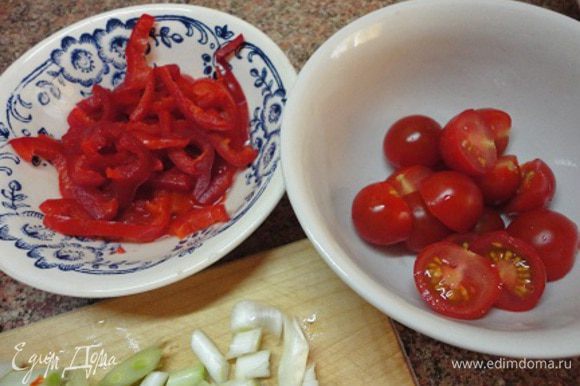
[197,158,237,205]
[39,198,92,219]
[44,195,170,242]
[130,71,156,121]
[167,132,215,176]
[105,132,153,185]
[215,35,249,146]
[67,107,95,129]
[157,66,234,131]
[208,134,257,168]
[150,168,195,192]
[130,130,190,150]
[9,134,63,162]
[168,204,229,239]
[68,154,106,187]
[124,14,155,87]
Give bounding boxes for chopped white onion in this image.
[140,371,169,386]
[278,317,309,386]
[197,381,215,386]
[191,329,229,383]
[301,364,319,386]
[219,380,260,386]
[230,300,283,339]
[227,328,263,359]
[234,350,271,379]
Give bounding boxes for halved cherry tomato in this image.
[383,115,442,169]
[470,231,546,311]
[414,241,501,319]
[351,181,412,246]
[403,192,452,252]
[445,232,478,250]
[439,109,497,176]
[476,108,511,155]
[507,209,578,281]
[419,171,483,233]
[386,165,433,197]
[475,154,521,205]
[504,159,555,214]
[473,208,505,234]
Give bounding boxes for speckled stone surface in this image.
[1,1,579,385]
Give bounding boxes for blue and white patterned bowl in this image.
[0,4,296,297]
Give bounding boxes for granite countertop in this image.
[1,1,579,385]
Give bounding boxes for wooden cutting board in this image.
[0,239,415,385]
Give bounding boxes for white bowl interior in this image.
[283,0,580,357]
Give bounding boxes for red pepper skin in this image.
[68,154,106,187]
[167,131,215,176]
[130,130,190,150]
[124,14,155,87]
[39,198,92,219]
[9,135,63,162]
[168,204,229,239]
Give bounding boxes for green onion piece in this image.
[63,369,90,386]
[166,364,205,386]
[41,372,63,386]
[98,346,162,386]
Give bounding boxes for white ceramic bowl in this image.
[0,4,296,297]
[282,0,580,358]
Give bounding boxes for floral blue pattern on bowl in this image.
[0,14,288,275]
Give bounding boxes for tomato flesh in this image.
[386,165,433,197]
[383,115,442,169]
[504,159,556,214]
[475,155,521,206]
[351,181,413,246]
[403,192,452,252]
[419,171,484,233]
[414,242,501,319]
[439,109,497,176]
[476,108,511,155]
[445,232,478,250]
[507,209,578,281]
[470,231,546,311]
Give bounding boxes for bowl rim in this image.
[282,0,580,358]
[0,3,296,297]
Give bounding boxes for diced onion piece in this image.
[234,350,271,379]
[191,329,229,383]
[230,300,283,339]
[140,371,169,386]
[98,346,162,386]
[197,381,215,386]
[301,364,319,386]
[219,380,261,386]
[278,317,309,386]
[227,328,263,359]
[166,364,205,386]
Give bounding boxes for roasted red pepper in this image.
[10,14,255,242]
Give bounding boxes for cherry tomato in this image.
[473,208,505,234]
[504,159,556,214]
[475,154,521,205]
[439,109,497,176]
[445,232,478,250]
[383,115,442,169]
[413,241,502,319]
[507,209,578,281]
[419,171,484,233]
[476,108,511,155]
[403,192,452,252]
[471,231,546,312]
[386,165,433,197]
[351,181,413,246]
